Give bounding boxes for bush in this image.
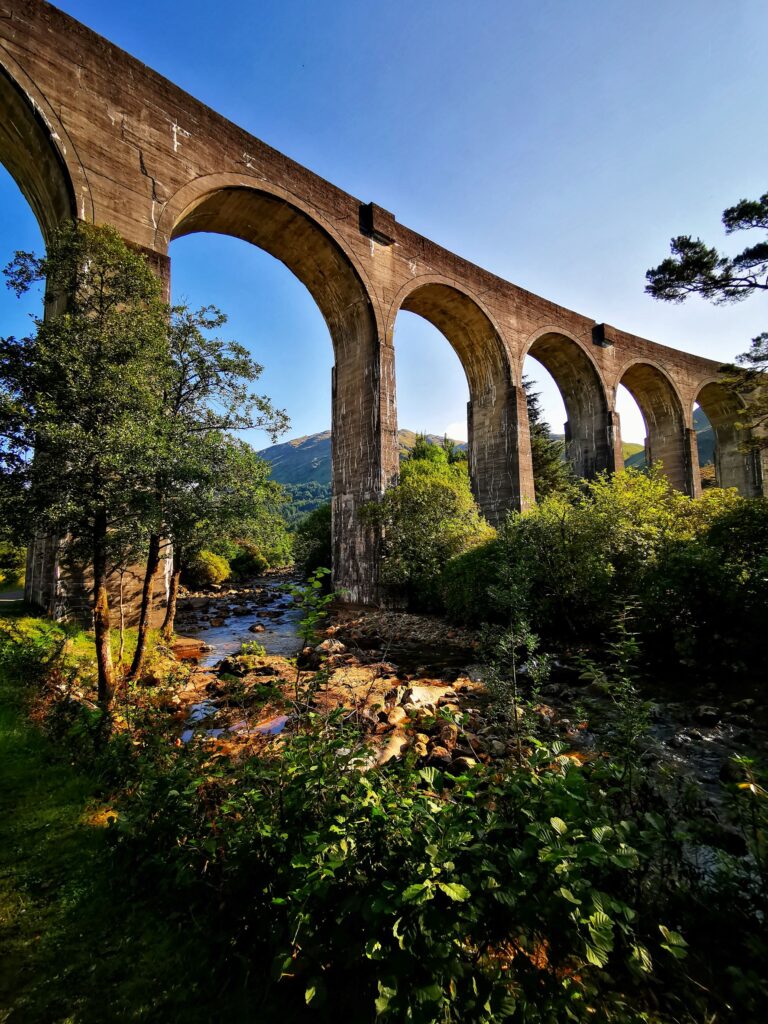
[0,540,25,587]
[293,502,332,579]
[440,468,768,676]
[363,443,495,610]
[642,494,768,672]
[229,541,269,579]
[183,550,231,589]
[441,538,503,625]
[117,713,752,1023]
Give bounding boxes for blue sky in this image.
[2,0,767,445]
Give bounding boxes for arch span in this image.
[523,329,615,479]
[0,61,83,241]
[695,379,761,495]
[617,360,693,493]
[167,183,397,602]
[391,278,533,520]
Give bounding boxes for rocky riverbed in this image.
[169,572,767,824]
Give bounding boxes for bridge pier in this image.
[468,380,535,521]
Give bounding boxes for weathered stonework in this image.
[1,1,764,615]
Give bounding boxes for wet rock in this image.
[249,623,266,633]
[670,732,693,748]
[695,705,720,726]
[233,606,251,617]
[732,698,756,712]
[210,617,226,628]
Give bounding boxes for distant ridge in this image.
[258,413,714,491]
[258,430,464,486]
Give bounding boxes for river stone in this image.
[387,706,408,728]
[440,723,459,749]
[427,745,452,767]
[695,705,720,725]
[316,638,346,654]
[377,730,410,765]
[249,623,266,633]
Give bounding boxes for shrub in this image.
[117,714,732,1023]
[293,502,332,579]
[441,537,503,624]
[0,539,26,587]
[230,541,269,579]
[363,443,495,611]
[183,550,231,589]
[642,494,768,672]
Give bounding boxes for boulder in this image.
[439,723,459,749]
[387,706,408,728]
[316,638,347,655]
[694,705,720,726]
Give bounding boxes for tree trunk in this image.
[117,569,126,667]
[93,512,115,709]
[128,532,161,681]
[161,551,181,640]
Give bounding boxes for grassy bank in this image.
[0,604,220,1023]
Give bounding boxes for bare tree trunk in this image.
[128,532,160,681]
[161,550,181,640]
[93,511,115,710]
[117,569,126,668]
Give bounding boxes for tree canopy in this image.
[646,190,768,445]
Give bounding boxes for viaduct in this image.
[1,0,765,612]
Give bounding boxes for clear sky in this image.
[2,0,767,446]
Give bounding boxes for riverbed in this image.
[174,571,767,806]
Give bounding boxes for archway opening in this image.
[0,160,51,609]
[616,383,649,469]
[394,283,521,523]
[617,363,690,493]
[393,310,469,444]
[695,380,757,495]
[168,186,391,600]
[523,333,612,481]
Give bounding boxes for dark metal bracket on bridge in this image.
[360,202,397,245]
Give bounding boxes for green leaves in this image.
[436,881,470,902]
[659,925,688,960]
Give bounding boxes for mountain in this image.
[260,412,716,523]
[258,430,463,486]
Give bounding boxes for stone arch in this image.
[161,179,396,602]
[522,328,615,479]
[0,57,90,241]
[616,360,692,493]
[694,378,761,495]
[389,277,533,521]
